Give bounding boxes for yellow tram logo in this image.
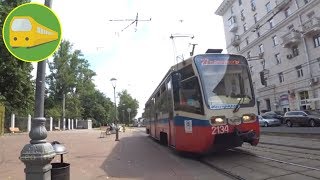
[2,3,62,62]
[10,16,59,48]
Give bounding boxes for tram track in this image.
[199,148,320,180]
[139,129,320,179]
[259,141,320,151]
[241,144,320,161]
[141,130,247,179]
[199,158,247,180]
[231,148,320,172]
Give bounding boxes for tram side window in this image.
[175,76,204,114]
[155,92,161,114]
[158,84,169,114]
[166,79,173,112]
[145,101,153,120]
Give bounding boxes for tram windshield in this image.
[11,18,32,32]
[195,54,254,110]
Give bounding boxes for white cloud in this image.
[31,0,226,118]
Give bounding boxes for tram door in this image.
[169,112,175,146]
[154,113,158,139]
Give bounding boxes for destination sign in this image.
[201,58,241,65]
[210,104,239,110]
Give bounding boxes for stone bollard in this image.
[50,117,53,131]
[10,113,15,129]
[27,114,31,132]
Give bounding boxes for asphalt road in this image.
[260,124,320,134]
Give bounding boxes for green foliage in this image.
[45,40,113,125]
[117,90,139,124]
[80,90,113,125]
[0,0,34,117]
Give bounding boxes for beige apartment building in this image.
[215,0,320,114]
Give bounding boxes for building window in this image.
[259,44,264,53]
[266,2,272,13]
[288,24,294,31]
[269,18,274,29]
[299,91,310,110]
[230,6,234,14]
[245,37,249,45]
[272,36,278,46]
[261,59,265,67]
[275,53,281,64]
[265,99,271,111]
[292,46,299,56]
[257,31,261,38]
[278,72,284,83]
[296,65,303,78]
[236,46,241,52]
[307,11,315,19]
[243,23,247,32]
[317,57,320,68]
[313,34,320,47]
[254,13,258,23]
[250,65,253,74]
[251,0,256,7]
[240,10,245,21]
[239,0,242,6]
[284,8,290,18]
[228,16,236,27]
[247,51,251,58]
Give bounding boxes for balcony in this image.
[274,0,292,11]
[302,17,320,36]
[231,35,241,46]
[229,22,238,32]
[281,31,302,48]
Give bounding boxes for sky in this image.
[30,0,226,118]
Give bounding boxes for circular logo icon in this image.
[2,3,62,62]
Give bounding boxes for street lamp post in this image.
[110,78,119,141]
[19,1,56,180]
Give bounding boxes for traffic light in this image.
[260,71,266,85]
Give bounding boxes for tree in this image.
[117,90,139,124]
[0,0,34,117]
[46,40,114,126]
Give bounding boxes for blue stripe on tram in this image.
[174,116,210,126]
[149,116,210,126]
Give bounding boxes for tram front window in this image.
[195,55,254,109]
[11,18,32,32]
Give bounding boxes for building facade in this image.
[215,0,320,114]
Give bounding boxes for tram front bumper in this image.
[235,129,259,145]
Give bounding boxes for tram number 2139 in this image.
[212,125,229,135]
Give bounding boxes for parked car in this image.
[284,110,320,127]
[262,111,284,123]
[258,115,281,127]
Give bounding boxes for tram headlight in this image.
[242,114,256,123]
[210,116,226,125]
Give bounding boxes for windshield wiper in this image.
[233,97,245,113]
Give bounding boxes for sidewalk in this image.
[0,128,229,180]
